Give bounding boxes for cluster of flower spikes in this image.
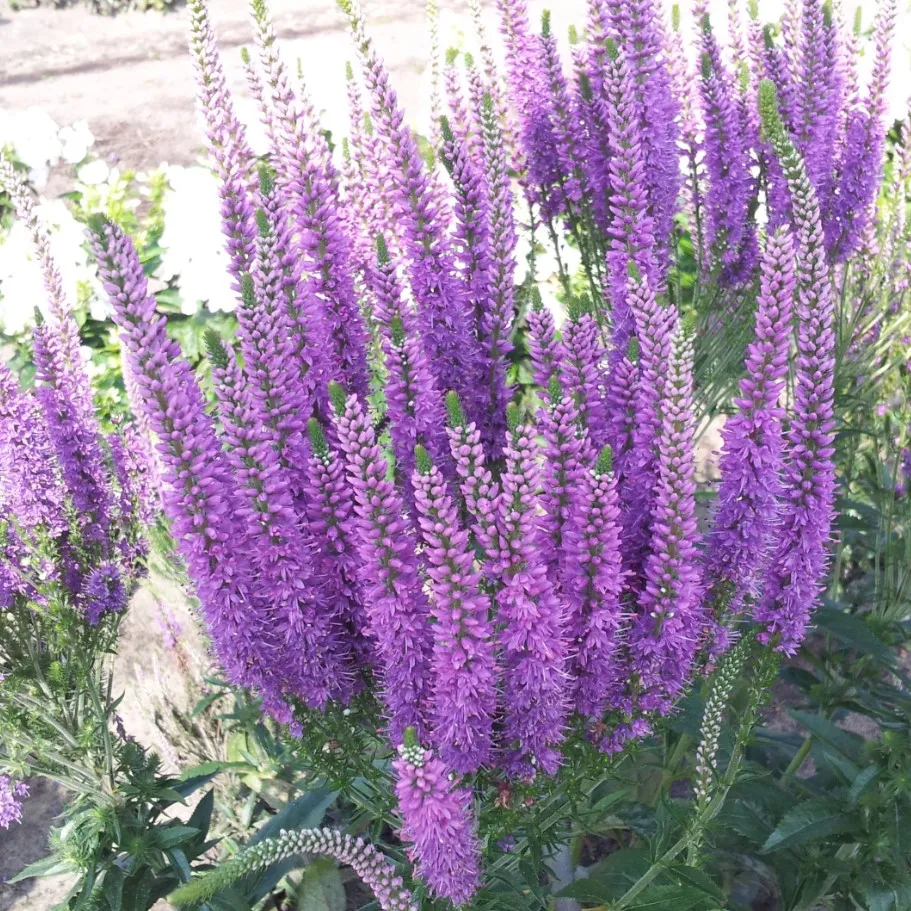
[90,0,839,904]
[0,157,154,638]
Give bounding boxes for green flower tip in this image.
[254,208,271,237]
[627,336,640,364]
[85,212,113,238]
[389,314,406,346]
[328,381,347,415]
[445,390,467,428]
[463,50,475,67]
[240,271,257,309]
[336,0,354,16]
[33,306,45,327]
[547,373,562,402]
[205,329,229,369]
[541,9,551,37]
[605,37,619,61]
[341,135,351,161]
[482,92,495,117]
[595,444,613,476]
[403,725,419,750]
[578,70,593,101]
[568,23,578,45]
[414,444,433,475]
[822,1,833,28]
[240,46,251,64]
[700,11,712,33]
[853,6,862,35]
[671,3,681,31]
[307,418,328,457]
[375,233,390,265]
[681,310,698,339]
[700,51,713,81]
[530,285,544,312]
[257,162,275,196]
[747,0,758,19]
[440,114,454,144]
[506,401,522,432]
[757,79,783,137]
[445,46,459,65]
[345,59,354,80]
[626,259,642,282]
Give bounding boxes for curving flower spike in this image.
[393,734,482,906]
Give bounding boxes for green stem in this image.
[781,734,814,785]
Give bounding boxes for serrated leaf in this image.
[761,798,857,853]
[667,864,726,900]
[155,825,200,849]
[720,799,776,844]
[188,790,215,843]
[557,847,651,902]
[848,765,882,805]
[788,710,864,764]
[627,884,716,910]
[7,854,75,883]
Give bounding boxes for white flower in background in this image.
[156,164,235,314]
[0,199,99,335]
[76,158,110,188]
[234,95,271,158]
[58,121,94,166]
[0,108,62,189]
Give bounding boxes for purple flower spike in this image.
[496,405,569,777]
[708,227,795,617]
[413,447,498,773]
[394,736,481,906]
[755,82,837,654]
[83,562,127,626]
[0,776,28,830]
[331,387,433,741]
[525,302,563,390]
[561,306,610,448]
[627,328,703,716]
[566,445,626,722]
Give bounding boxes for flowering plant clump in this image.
[4,0,911,905]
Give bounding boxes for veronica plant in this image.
[75,0,910,906]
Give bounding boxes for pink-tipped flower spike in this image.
[497,404,569,777]
[393,732,482,906]
[251,0,371,401]
[330,386,433,741]
[187,0,257,296]
[566,445,626,722]
[708,227,796,621]
[755,81,837,654]
[561,302,610,449]
[89,218,288,720]
[627,326,703,716]
[603,337,639,477]
[525,299,563,391]
[412,446,498,773]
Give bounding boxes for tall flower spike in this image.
[602,0,680,256]
[393,735,482,906]
[368,237,448,501]
[303,418,372,670]
[188,0,257,294]
[0,364,66,538]
[497,405,569,777]
[566,445,626,722]
[477,92,518,453]
[696,7,758,284]
[708,227,796,618]
[445,392,508,570]
[412,447,498,773]
[756,82,837,654]
[538,375,592,584]
[207,334,356,710]
[341,0,481,418]
[525,301,563,390]
[828,0,898,260]
[561,304,610,448]
[251,0,370,400]
[331,388,433,741]
[32,321,114,553]
[627,326,703,716]
[89,218,286,718]
[603,337,639,474]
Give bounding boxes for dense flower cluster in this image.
[73,0,890,902]
[0,158,152,631]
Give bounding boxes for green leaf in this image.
[187,790,216,843]
[7,854,75,883]
[667,865,726,901]
[627,885,716,910]
[788,710,864,764]
[813,605,896,666]
[155,825,200,849]
[761,798,858,853]
[721,799,776,844]
[858,878,911,911]
[556,847,651,902]
[102,866,125,911]
[848,765,882,805]
[298,859,346,911]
